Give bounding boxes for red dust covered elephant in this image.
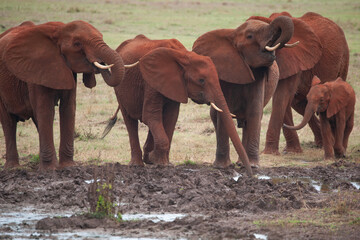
[102,35,253,175]
[0,21,126,170]
[249,12,350,156]
[192,15,295,167]
[284,76,355,160]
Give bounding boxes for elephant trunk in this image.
[283,103,316,130]
[213,94,253,176]
[267,16,294,49]
[93,43,125,87]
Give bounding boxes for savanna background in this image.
[0,0,359,167]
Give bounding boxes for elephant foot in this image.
[213,158,232,169]
[58,160,76,169]
[147,151,170,166]
[283,145,303,154]
[236,159,259,168]
[143,152,152,165]
[3,160,20,169]
[39,160,58,171]
[129,159,145,167]
[262,146,280,155]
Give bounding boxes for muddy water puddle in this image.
[255,174,360,192]
[0,205,187,240]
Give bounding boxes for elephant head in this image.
[192,15,293,91]
[248,12,325,80]
[3,20,125,90]
[139,47,253,175]
[284,76,347,130]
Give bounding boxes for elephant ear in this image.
[82,73,96,89]
[326,78,347,118]
[192,29,255,84]
[249,13,323,80]
[311,75,321,86]
[139,47,188,103]
[4,22,75,90]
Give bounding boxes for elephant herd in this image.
[0,11,352,175]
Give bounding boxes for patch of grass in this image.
[29,154,40,164]
[182,158,196,166]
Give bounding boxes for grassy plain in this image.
[0,0,359,167]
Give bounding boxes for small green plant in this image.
[87,165,122,222]
[30,154,40,164]
[183,159,196,165]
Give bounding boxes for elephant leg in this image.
[144,102,180,164]
[143,130,154,164]
[0,102,20,169]
[146,120,170,165]
[320,116,334,159]
[342,114,354,154]
[121,108,143,166]
[213,108,231,168]
[29,85,58,170]
[264,74,301,155]
[162,101,180,157]
[282,104,303,153]
[58,88,76,168]
[333,113,346,158]
[292,98,322,148]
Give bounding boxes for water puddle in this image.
[256,175,332,193]
[350,181,360,190]
[254,233,268,240]
[0,205,187,240]
[122,213,186,223]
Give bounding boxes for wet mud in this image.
[0,161,359,239]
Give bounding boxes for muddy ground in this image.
[0,160,360,240]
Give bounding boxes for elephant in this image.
[248,12,350,155]
[284,76,355,159]
[192,15,295,167]
[103,34,253,175]
[0,20,126,170]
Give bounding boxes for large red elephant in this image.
[0,21,125,170]
[103,34,252,175]
[249,12,350,155]
[192,15,295,167]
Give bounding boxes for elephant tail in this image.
[101,105,120,139]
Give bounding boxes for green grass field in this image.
[0,0,359,167]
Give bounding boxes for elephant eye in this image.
[73,41,82,48]
[246,34,253,39]
[199,79,205,85]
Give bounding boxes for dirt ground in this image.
[0,160,360,240]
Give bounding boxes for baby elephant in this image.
[284,76,355,159]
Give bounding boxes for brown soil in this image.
[0,161,360,239]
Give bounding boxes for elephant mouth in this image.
[260,50,276,67]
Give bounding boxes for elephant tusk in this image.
[94,61,114,69]
[125,61,139,68]
[265,43,280,52]
[230,113,236,118]
[284,41,300,48]
[211,102,223,113]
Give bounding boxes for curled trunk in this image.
[94,44,125,87]
[267,16,294,49]
[214,96,253,176]
[284,103,316,130]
